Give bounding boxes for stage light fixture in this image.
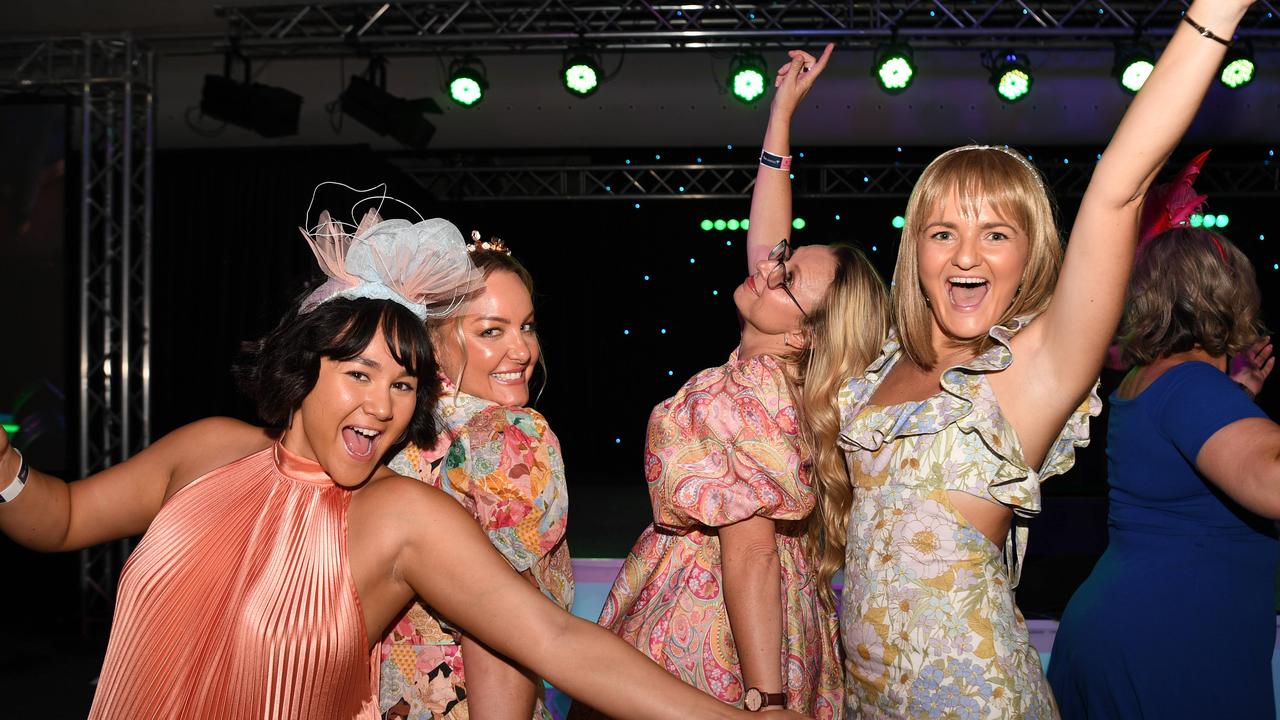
[448,57,488,107]
[873,44,915,94]
[340,58,442,149]
[986,51,1033,102]
[563,54,601,97]
[200,56,303,137]
[1220,44,1255,89]
[728,54,767,104]
[1113,43,1156,94]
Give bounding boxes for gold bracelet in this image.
[1183,14,1233,47]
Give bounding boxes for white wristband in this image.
[0,448,28,503]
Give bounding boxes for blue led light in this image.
[872,245,878,252]
[623,329,630,335]
[727,144,733,150]
[655,154,661,160]
[712,290,719,296]
[634,203,641,209]
[689,257,696,264]
[625,159,631,164]
[661,328,667,334]
[615,437,621,444]
[725,240,732,246]
[643,274,650,281]
[667,370,675,376]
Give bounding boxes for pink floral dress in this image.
[379,385,573,720]
[597,351,843,719]
[837,317,1100,719]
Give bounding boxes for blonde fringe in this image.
[789,244,889,610]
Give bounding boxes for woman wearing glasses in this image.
[578,45,887,719]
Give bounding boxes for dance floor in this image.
[547,558,1280,720]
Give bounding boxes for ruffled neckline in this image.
[843,315,1032,459]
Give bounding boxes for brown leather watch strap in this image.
[759,691,786,709]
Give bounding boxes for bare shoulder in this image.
[159,417,274,497]
[354,471,470,528]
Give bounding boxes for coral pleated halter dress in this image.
[88,442,379,720]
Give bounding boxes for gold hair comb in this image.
[467,229,512,256]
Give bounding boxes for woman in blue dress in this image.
[1047,226,1280,718]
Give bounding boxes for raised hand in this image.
[1230,336,1274,398]
[770,43,833,120]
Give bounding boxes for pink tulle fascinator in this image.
[298,186,483,320]
[1138,149,1211,251]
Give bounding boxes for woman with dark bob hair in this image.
[0,203,812,720]
[1048,225,1279,718]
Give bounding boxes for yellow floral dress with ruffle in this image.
[837,316,1100,720]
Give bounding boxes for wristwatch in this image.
[744,688,786,712]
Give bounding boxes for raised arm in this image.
[394,487,803,720]
[746,44,833,272]
[1038,0,1253,394]
[0,418,266,552]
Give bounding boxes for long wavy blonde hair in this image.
[789,243,889,609]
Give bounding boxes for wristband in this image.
[759,150,792,171]
[0,448,28,503]
[1183,14,1233,47]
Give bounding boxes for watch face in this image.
[745,688,762,711]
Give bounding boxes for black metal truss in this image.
[393,157,1280,201]
[215,1,1280,57]
[0,35,155,635]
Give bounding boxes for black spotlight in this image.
[200,56,302,137]
[340,58,442,149]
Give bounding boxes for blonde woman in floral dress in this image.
[825,2,1256,717]
[581,46,887,720]
[379,242,572,720]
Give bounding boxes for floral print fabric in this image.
[380,386,573,720]
[598,351,843,719]
[837,316,1099,719]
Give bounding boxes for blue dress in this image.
[1048,361,1278,719]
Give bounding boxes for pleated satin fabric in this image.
[88,443,380,720]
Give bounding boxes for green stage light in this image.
[741,219,750,230]
[563,54,601,97]
[729,54,767,104]
[1113,44,1155,94]
[714,219,727,231]
[700,219,714,231]
[792,217,807,230]
[892,215,906,229]
[873,44,915,94]
[447,58,487,107]
[1190,214,1204,228]
[1,422,18,436]
[988,52,1032,102]
[1215,213,1230,228]
[1220,45,1256,89]
[1203,214,1218,229]
[727,219,740,230]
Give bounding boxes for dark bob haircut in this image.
[234,296,442,450]
[1119,227,1266,366]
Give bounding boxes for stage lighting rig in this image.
[448,57,488,107]
[1113,43,1156,94]
[728,53,767,104]
[563,53,602,97]
[200,54,302,138]
[985,51,1033,102]
[340,57,442,149]
[873,44,915,94]
[1220,43,1256,89]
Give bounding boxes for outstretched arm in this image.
[0,417,266,552]
[1038,0,1253,396]
[394,488,803,720]
[720,515,784,701]
[746,44,833,272]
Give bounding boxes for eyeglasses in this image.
[766,238,809,318]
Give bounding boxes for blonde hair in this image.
[431,250,548,403]
[1120,228,1265,365]
[791,243,889,609]
[894,146,1063,368]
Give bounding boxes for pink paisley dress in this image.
[378,384,573,720]
[837,316,1100,719]
[596,350,843,719]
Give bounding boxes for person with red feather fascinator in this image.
[1048,149,1280,718]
